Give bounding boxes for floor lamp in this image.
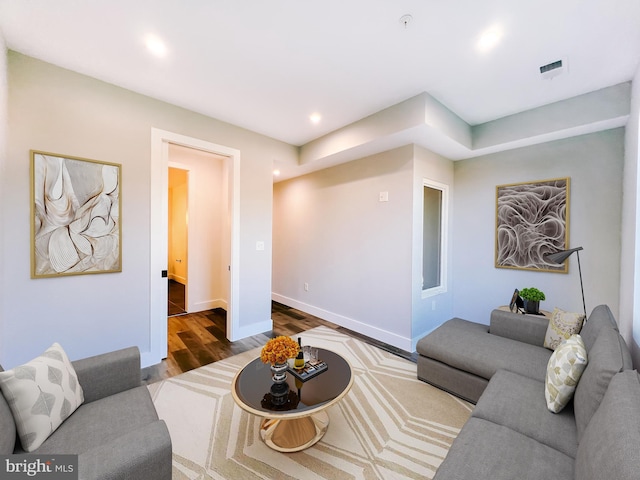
[545,247,586,319]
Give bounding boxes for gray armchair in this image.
[0,347,172,480]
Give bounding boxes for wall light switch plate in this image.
[379,191,389,202]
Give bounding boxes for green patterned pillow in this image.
[0,343,84,452]
[544,307,585,350]
[545,334,588,413]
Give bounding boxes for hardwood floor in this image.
[167,280,186,316]
[142,301,417,384]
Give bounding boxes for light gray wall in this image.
[411,146,455,342]
[273,143,457,350]
[2,52,297,368]
[472,83,630,150]
[273,145,415,349]
[453,129,625,325]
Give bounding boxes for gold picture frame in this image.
[495,177,569,273]
[30,150,122,278]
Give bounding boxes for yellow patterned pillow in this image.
[544,307,585,350]
[545,334,588,413]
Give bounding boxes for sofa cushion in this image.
[489,309,549,347]
[573,326,632,441]
[575,370,640,480]
[0,343,84,452]
[78,421,172,480]
[472,369,578,458]
[545,334,588,413]
[24,385,158,455]
[579,304,618,351]
[417,318,552,383]
[543,308,584,350]
[0,364,17,454]
[434,418,574,480]
[417,355,489,404]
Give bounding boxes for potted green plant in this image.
[519,287,546,314]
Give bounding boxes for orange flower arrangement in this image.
[260,336,299,365]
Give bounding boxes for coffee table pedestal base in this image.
[260,411,330,452]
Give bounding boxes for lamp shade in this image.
[544,246,587,318]
[545,246,584,264]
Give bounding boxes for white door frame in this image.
[148,128,240,366]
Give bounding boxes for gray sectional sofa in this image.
[0,347,172,480]
[416,305,640,480]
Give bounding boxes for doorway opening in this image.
[149,128,240,367]
[167,145,229,318]
[168,166,188,316]
[168,280,187,316]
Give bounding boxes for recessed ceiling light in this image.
[476,25,503,53]
[273,169,281,177]
[309,113,322,124]
[145,34,167,57]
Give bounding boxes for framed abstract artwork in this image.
[30,151,122,278]
[495,177,569,272]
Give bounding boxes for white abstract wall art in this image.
[495,178,569,272]
[31,151,122,278]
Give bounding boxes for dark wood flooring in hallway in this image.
[142,301,417,384]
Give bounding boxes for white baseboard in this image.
[168,274,187,284]
[190,298,228,313]
[272,293,412,352]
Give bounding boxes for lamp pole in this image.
[575,249,586,319]
[544,247,586,319]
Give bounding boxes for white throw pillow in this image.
[0,343,84,452]
[544,307,585,350]
[545,334,588,413]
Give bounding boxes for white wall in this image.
[2,52,296,368]
[273,145,415,349]
[453,129,625,325]
[0,35,7,364]
[621,64,640,365]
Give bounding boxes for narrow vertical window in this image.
[422,180,448,297]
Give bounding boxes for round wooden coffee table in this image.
[231,348,353,452]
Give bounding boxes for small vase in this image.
[270,362,288,383]
[269,362,290,406]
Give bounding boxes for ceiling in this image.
[1,0,639,152]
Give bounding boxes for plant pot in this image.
[524,300,540,314]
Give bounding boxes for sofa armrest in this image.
[72,347,142,404]
[78,421,172,480]
[489,309,549,347]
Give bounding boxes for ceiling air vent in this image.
[539,58,567,80]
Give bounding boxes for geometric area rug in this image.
[148,326,473,479]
